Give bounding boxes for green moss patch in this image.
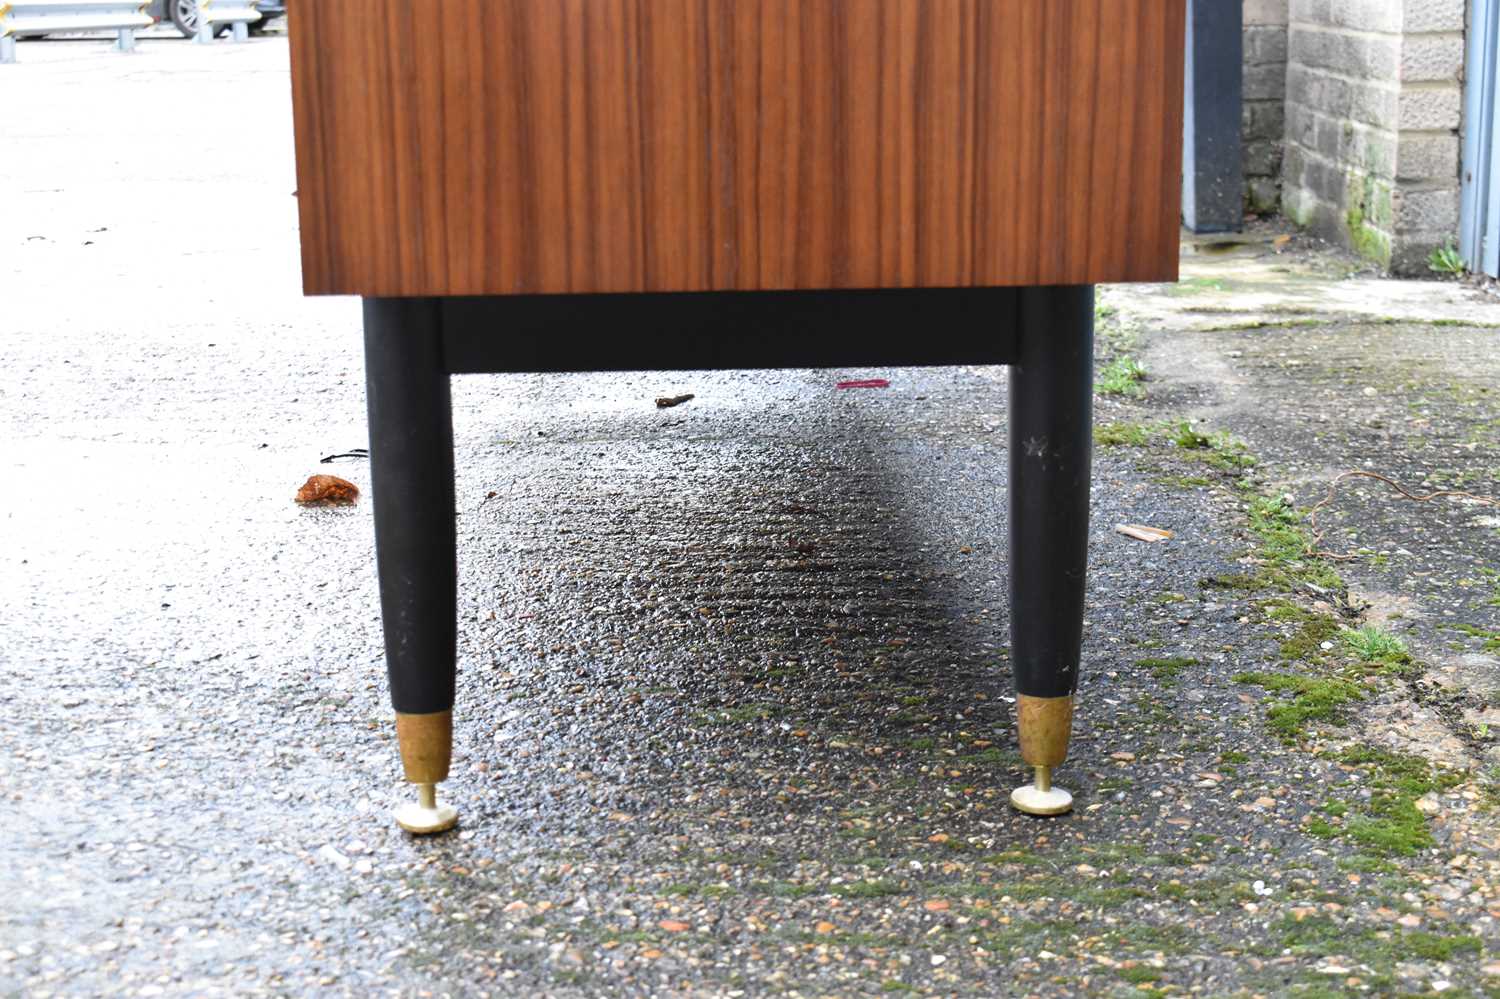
[828,879,903,899]
[1137,656,1198,686]
[1167,421,1256,471]
[1245,496,1342,590]
[1117,965,1163,984]
[1094,421,1153,447]
[1450,623,1500,653]
[1302,747,1464,858]
[1400,930,1483,961]
[1232,672,1365,742]
[1278,614,1342,662]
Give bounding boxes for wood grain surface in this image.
[289,0,1184,297]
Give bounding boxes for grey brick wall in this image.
[1244,0,1289,213]
[1281,0,1465,272]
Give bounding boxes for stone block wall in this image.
[1244,0,1289,213]
[1280,0,1466,272]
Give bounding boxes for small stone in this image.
[930,954,947,966]
[317,844,350,870]
[1397,914,1422,928]
[1254,796,1278,809]
[1110,751,1136,762]
[659,920,690,933]
[1414,794,1441,816]
[814,921,836,935]
[924,899,950,912]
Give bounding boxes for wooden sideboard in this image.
[288,0,1187,833]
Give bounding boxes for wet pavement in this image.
[3,35,1500,999]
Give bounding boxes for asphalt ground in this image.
[2,34,1498,999]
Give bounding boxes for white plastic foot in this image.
[1009,765,1073,816]
[394,782,458,834]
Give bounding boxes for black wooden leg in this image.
[1008,285,1094,816]
[363,297,459,834]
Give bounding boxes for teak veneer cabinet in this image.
[288,0,1186,833]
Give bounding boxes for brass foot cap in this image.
[1010,783,1073,817]
[395,800,459,835]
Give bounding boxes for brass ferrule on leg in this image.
[392,711,459,835]
[1017,694,1073,768]
[1011,695,1075,817]
[395,710,453,784]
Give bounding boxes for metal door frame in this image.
[1461,0,1500,276]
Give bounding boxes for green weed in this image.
[1427,244,1466,277]
[1340,626,1416,676]
[1096,357,1148,397]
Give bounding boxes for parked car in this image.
[146,0,286,39]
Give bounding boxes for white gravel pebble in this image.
[317,845,350,871]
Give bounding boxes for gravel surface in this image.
[2,35,1498,999]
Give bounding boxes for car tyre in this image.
[169,0,228,38]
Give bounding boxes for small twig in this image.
[320,448,369,464]
[1307,469,1498,561]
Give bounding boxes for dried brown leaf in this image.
[295,474,359,506]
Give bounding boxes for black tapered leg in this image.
[1008,285,1094,815]
[363,297,459,834]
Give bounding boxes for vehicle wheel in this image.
[169,0,227,38]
